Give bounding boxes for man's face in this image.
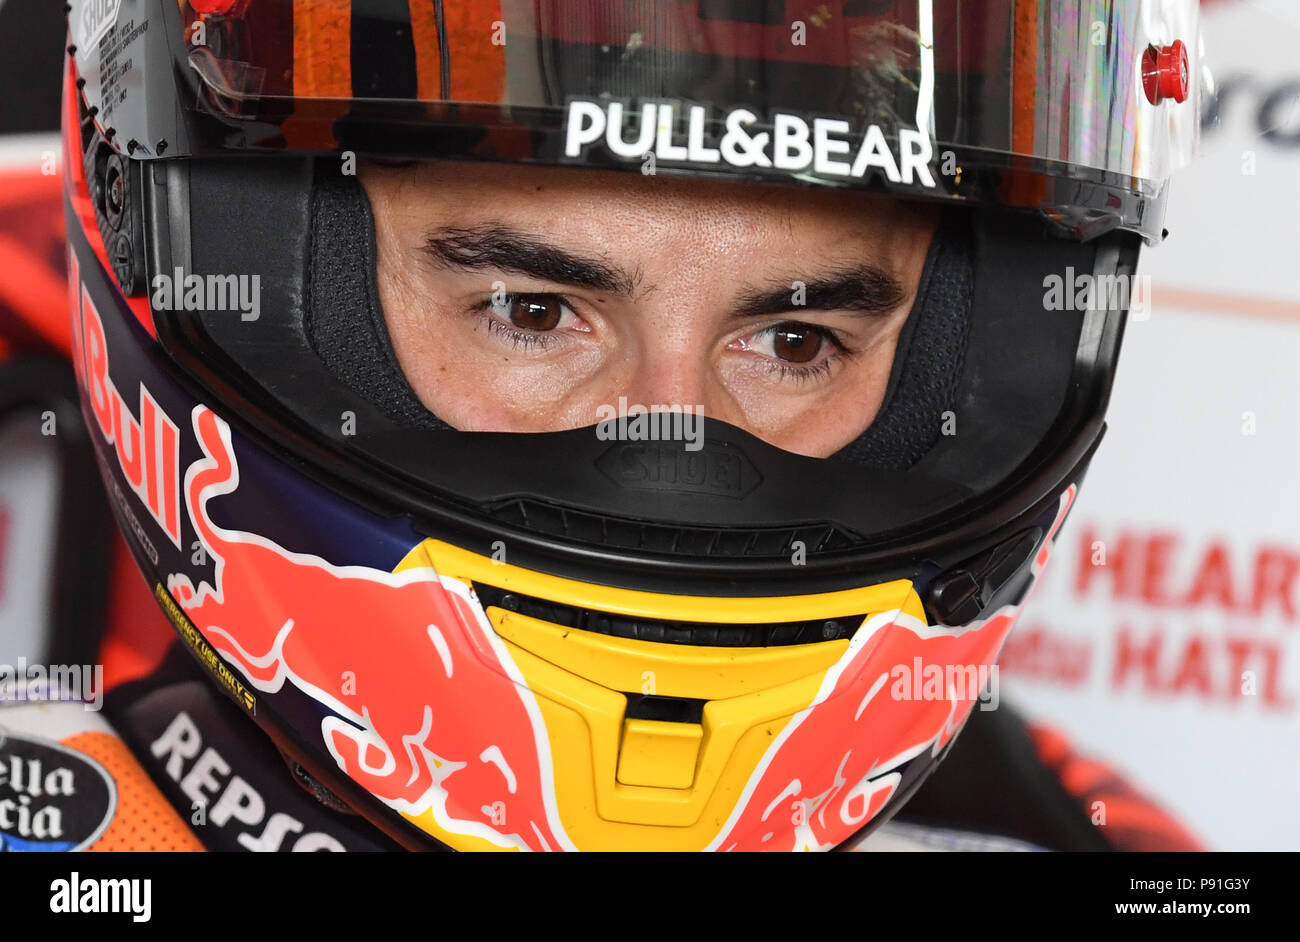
[361,160,937,458]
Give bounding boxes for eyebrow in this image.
[732,266,907,319]
[422,225,906,318]
[423,225,640,295]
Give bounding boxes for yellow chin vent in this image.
[397,539,926,851]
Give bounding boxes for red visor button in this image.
[1143,40,1190,104]
[190,0,249,15]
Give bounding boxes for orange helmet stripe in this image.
[293,0,353,99]
[1012,0,1039,156]
[441,0,506,103]
[408,0,444,101]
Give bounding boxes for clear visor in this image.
[170,0,1198,186]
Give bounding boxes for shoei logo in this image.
[596,441,760,499]
[74,0,122,51]
[564,99,936,188]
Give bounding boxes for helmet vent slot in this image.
[483,498,861,558]
[473,583,861,647]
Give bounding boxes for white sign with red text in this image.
[1002,0,1300,851]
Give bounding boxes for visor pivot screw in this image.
[105,164,124,223]
[499,594,519,612]
[111,234,135,290]
[1142,40,1189,105]
[156,139,168,155]
[821,620,840,640]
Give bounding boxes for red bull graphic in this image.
[164,397,1076,850]
[166,405,574,850]
[710,485,1076,851]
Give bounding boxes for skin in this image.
[361,159,937,458]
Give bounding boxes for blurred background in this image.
[0,0,1295,850]
[999,0,1300,851]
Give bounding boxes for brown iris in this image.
[771,323,823,363]
[508,294,564,331]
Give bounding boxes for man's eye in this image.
[769,323,824,363]
[490,293,571,331]
[746,321,842,365]
[726,320,851,384]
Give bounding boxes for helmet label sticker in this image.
[0,728,116,851]
[153,583,257,717]
[564,99,937,188]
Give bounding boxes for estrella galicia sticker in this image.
[0,728,116,851]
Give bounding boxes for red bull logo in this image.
[708,607,1013,849]
[162,401,1076,850]
[73,257,181,549]
[710,485,1076,851]
[165,406,574,850]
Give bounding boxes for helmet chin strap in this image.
[305,163,975,469]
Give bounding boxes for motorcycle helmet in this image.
[62,0,1199,850]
